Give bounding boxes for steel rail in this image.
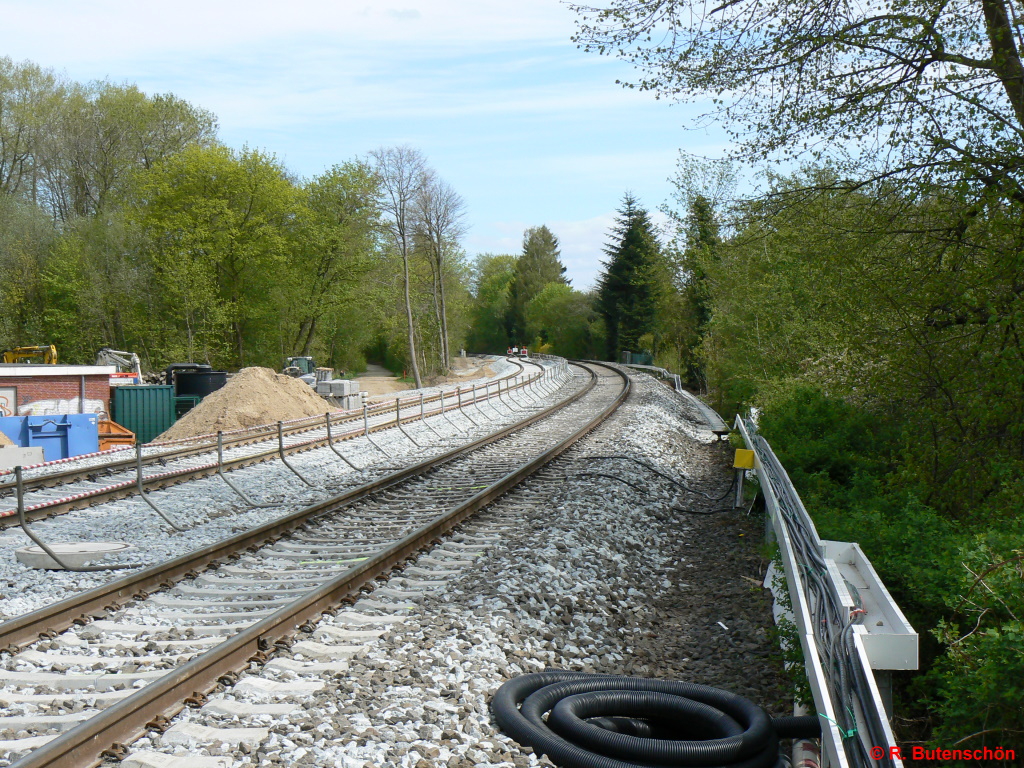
[0,359,530,495]
[7,362,625,768]
[0,361,591,652]
[0,364,546,526]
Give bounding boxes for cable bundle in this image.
[492,671,820,768]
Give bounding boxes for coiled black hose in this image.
[492,671,820,768]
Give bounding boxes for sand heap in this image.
[154,366,331,442]
[0,430,14,447]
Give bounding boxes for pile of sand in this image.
[154,366,331,442]
[0,430,14,447]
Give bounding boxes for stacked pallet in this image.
[315,379,365,411]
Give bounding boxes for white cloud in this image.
[2,0,579,67]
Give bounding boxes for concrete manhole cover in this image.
[15,541,135,570]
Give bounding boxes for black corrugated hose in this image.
[492,670,820,768]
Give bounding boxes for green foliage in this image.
[571,0,1024,196]
[596,193,667,360]
[130,144,298,367]
[0,58,477,383]
[755,384,1021,747]
[525,283,605,359]
[930,533,1024,750]
[466,253,517,354]
[507,226,569,341]
[285,161,384,365]
[0,195,55,349]
[764,546,812,709]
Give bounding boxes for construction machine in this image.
[95,348,143,379]
[283,356,316,377]
[2,345,58,364]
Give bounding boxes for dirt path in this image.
[356,358,501,400]
[356,363,412,398]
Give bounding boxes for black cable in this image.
[493,670,821,768]
[744,417,887,768]
[578,454,737,502]
[572,470,741,516]
[573,472,649,494]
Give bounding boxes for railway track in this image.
[0,361,627,768]
[0,359,551,525]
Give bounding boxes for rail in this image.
[2,360,625,768]
[0,360,570,523]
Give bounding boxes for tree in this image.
[570,0,1024,195]
[415,174,466,374]
[676,194,722,389]
[0,194,57,349]
[131,144,297,366]
[371,146,429,387]
[47,82,217,219]
[596,194,665,360]
[0,57,65,201]
[289,162,383,359]
[467,253,518,354]
[525,282,605,358]
[507,225,568,341]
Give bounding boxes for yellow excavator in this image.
[2,345,58,364]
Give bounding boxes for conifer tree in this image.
[596,194,664,360]
[506,225,568,342]
[681,194,721,387]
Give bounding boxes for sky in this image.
[1,0,732,289]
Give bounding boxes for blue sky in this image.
[2,0,732,289]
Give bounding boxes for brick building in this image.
[0,365,116,418]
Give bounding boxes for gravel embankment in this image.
[120,371,791,768]
[0,358,544,620]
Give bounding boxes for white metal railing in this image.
[735,415,916,768]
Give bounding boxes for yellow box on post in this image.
[733,449,755,469]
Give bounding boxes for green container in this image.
[174,395,201,419]
[113,386,176,444]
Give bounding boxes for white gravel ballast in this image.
[0,357,562,622]
[115,371,791,768]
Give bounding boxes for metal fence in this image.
[735,415,916,768]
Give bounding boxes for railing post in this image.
[17,467,132,571]
[483,381,504,417]
[217,430,278,506]
[278,421,314,486]
[136,444,186,531]
[471,383,488,420]
[419,392,444,439]
[457,386,480,427]
[325,412,362,471]
[496,379,515,412]
[395,397,422,447]
[363,403,391,457]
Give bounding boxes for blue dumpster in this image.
[0,415,99,462]
[0,417,28,448]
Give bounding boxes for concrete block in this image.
[232,678,325,698]
[0,445,44,470]
[162,723,268,748]
[201,699,299,717]
[290,640,366,660]
[315,381,332,395]
[121,752,232,768]
[265,658,350,674]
